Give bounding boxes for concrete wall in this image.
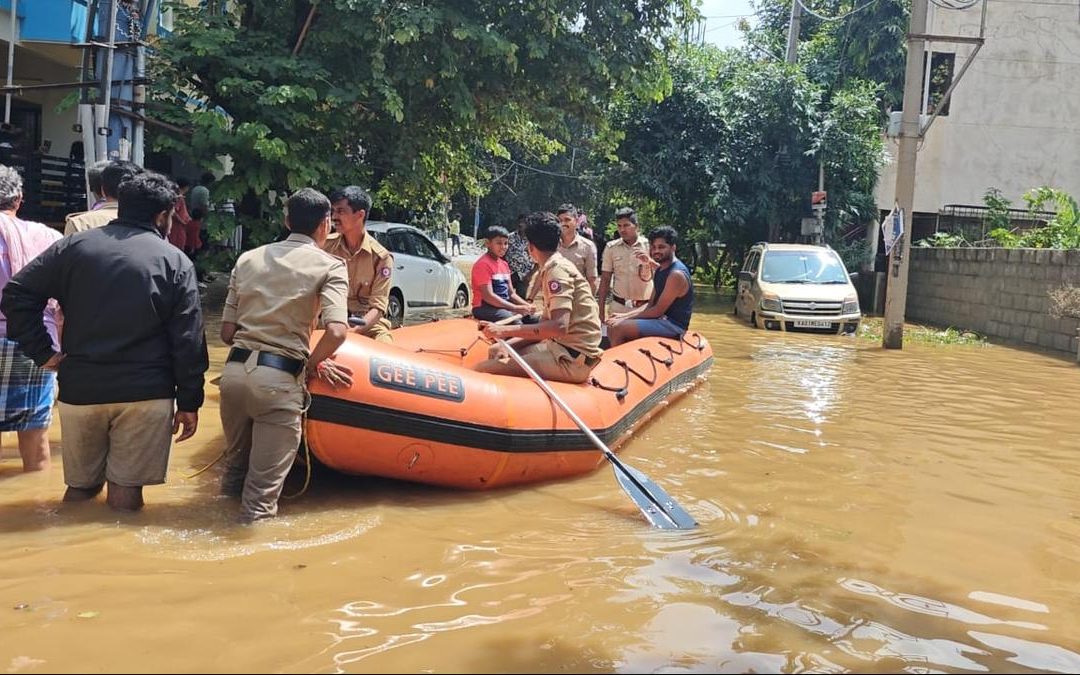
[19,49,83,157]
[908,248,1080,356]
[876,0,1080,213]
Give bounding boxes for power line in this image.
[796,0,880,22]
[498,157,597,181]
[705,19,745,33]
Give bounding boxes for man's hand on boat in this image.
[477,322,531,361]
[307,358,354,388]
[477,321,509,342]
[479,309,569,350]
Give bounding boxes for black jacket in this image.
[0,219,208,412]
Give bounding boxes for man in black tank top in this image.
[606,226,694,347]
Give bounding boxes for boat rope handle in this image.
[661,339,684,357]
[617,357,658,386]
[660,332,706,358]
[684,332,706,351]
[590,361,629,401]
[417,347,470,357]
[417,336,485,358]
[639,347,673,368]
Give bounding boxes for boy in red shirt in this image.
[471,226,533,322]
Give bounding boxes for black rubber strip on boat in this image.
[307,357,713,453]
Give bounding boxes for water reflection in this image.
[322,543,587,671]
[840,578,1047,631]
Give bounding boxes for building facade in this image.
[0,1,177,221]
[875,0,1080,235]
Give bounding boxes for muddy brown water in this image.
[2,290,1079,673]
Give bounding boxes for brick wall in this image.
[907,248,1080,356]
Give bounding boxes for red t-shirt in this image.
[167,196,189,250]
[471,254,512,308]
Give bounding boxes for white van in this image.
[734,242,861,334]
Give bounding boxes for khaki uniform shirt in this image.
[321,231,393,315]
[223,233,349,362]
[601,236,654,302]
[64,202,118,236]
[557,234,597,284]
[537,252,602,358]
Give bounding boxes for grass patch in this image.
[856,317,990,346]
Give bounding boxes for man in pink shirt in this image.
[471,226,533,322]
[0,165,61,472]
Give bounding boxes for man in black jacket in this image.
[1,172,208,511]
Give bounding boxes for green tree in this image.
[151,0,695,246]
[609,45,883,255]
[1018,187,1080,249]
[746,0,908,114]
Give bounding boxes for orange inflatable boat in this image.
[304,319,713,489]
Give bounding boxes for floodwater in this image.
[2,291,1079,673]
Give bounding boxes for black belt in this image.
[558,343,601,367]
[612,293,648,307]
[227,348,305,376]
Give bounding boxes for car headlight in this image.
[760,293,782,313]
[842,294,860,315]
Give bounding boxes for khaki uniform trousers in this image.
[478,340,597,384]
[366,317,393,343]
[219,356,307,521]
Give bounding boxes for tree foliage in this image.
[609,45,884,254]
[746,0,908,114]
[151,0,695,242]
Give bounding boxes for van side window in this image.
[744,252,760,275]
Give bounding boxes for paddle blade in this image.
[611,462,698,530]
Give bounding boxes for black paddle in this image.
[496,339,697,530]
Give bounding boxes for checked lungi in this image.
[0,337,56,431]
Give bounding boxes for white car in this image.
[365,221,471,326]
[734,242,861,334]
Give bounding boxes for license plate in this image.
[793,320,832,328]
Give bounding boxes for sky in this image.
[697,0,758,49]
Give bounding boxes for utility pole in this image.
[882,0,929,349]
[815,161,825,245]
[785,0,802,63]
[4,0,16,126]
[96,0,119,164]
[788,1,827,248]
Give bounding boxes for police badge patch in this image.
[548,280,561,292]
[380,266,391,278]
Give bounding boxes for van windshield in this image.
[761,250,849,284]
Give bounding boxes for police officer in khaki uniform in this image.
[63,161,141,235]
[218,188,353,523]
[555,203,598,294]
[597,206,654,322]
[322,186,395,342]
[478,211,602,384]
